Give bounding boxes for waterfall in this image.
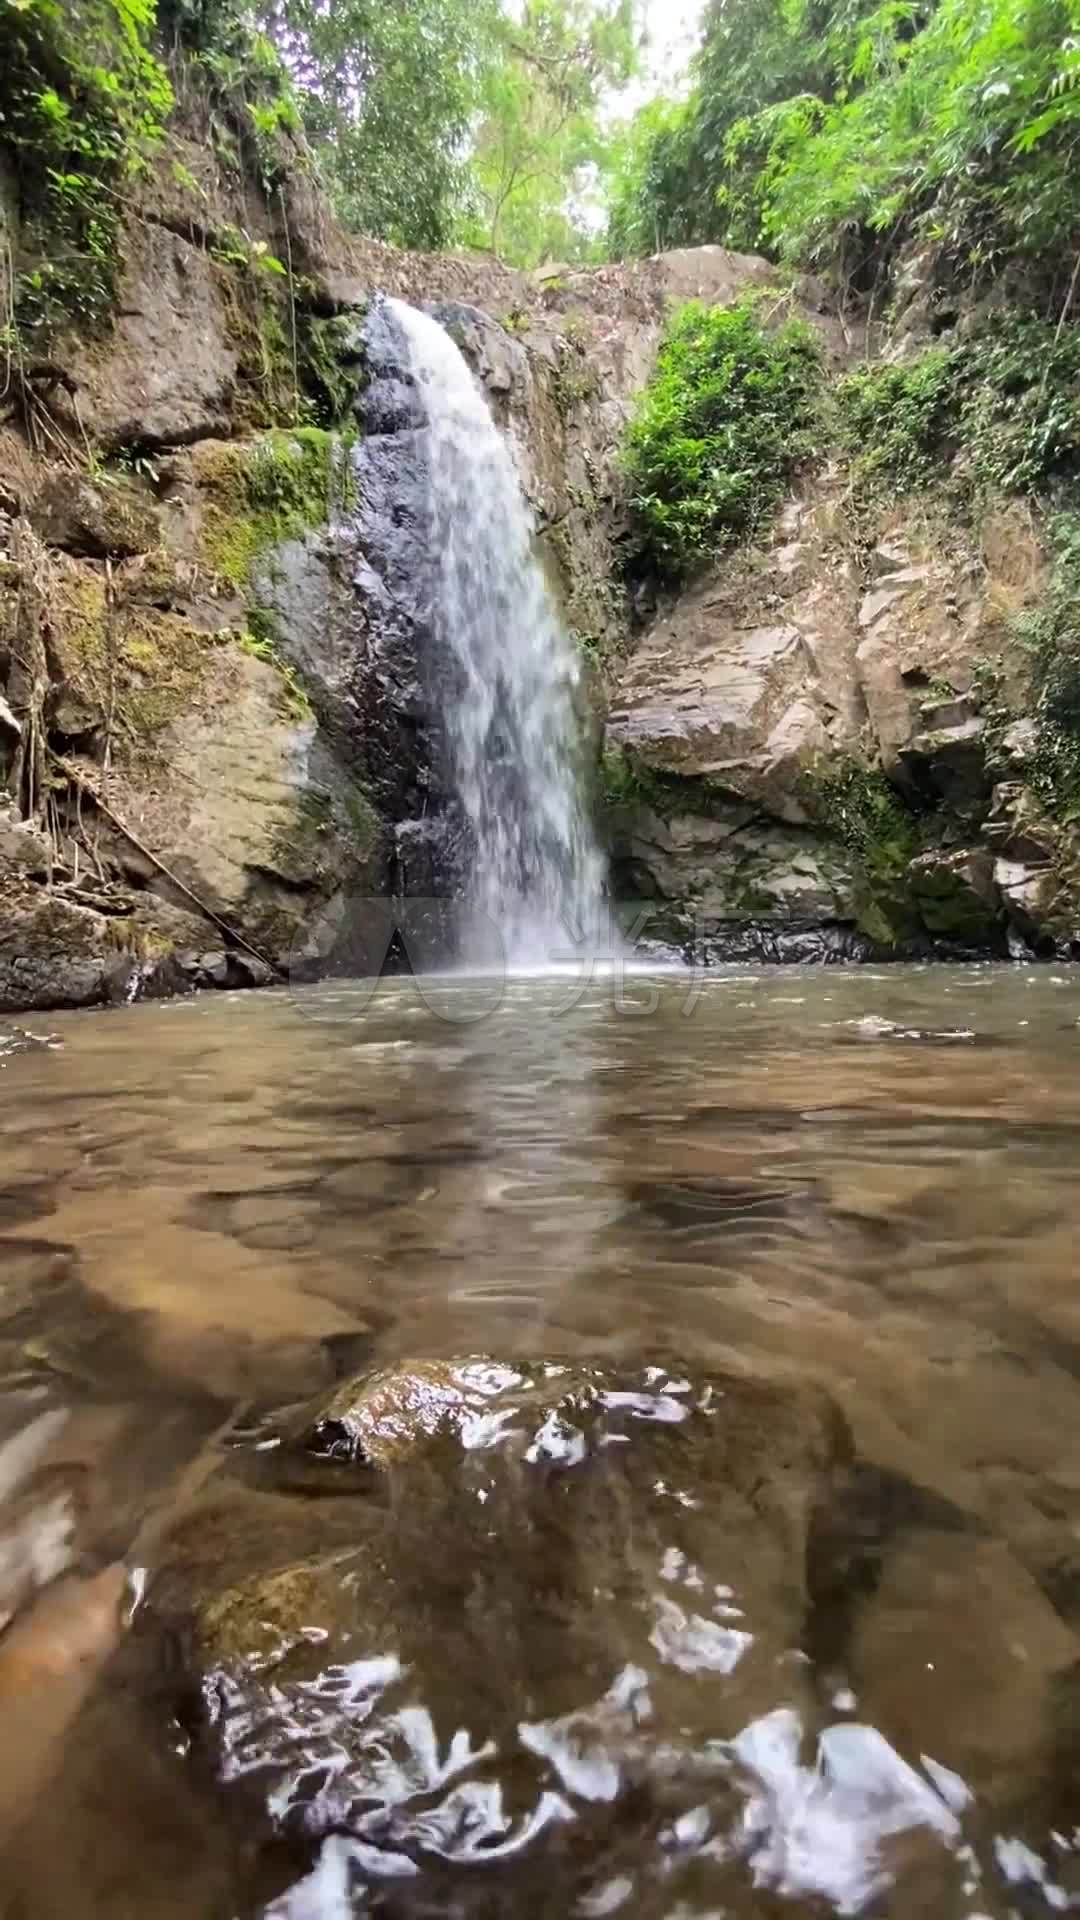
[387,299,609,972]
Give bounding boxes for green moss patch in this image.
[52,565,224,750]
[195,429,349,589]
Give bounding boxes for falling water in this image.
[388,299,610,971]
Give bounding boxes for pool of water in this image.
[2,963,1080,1916]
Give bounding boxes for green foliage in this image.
[167,0,644,265]
[249,0,500,251]
[608,0,1080,315]
[177,0,639,261]
[0,0,172,338]
[460,0,640,266]
[296,309,363,430]
[838,313,1080,497]
[185,20,303,198]
[606,95,698,258]
[622,298,823,580]
[607,0,867,259]
[749,0,1080,288]
[838,349,960,491]
[157,0,251,52]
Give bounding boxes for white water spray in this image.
[388,299,610,970]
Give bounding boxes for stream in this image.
[1,963,1080,1915]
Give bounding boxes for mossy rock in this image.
[50,561,226,751]
[909,848,1002,942]
[798,754,923,947]
[192,430,349,590]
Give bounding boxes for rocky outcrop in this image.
[604,488,1078,958]
[0,459,381,1005]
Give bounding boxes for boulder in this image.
[426,300,528,410]
[0,887,205,1012]
[908,847,1002,944]
[89,639,381,971]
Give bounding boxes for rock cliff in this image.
[1,65,1077,1008]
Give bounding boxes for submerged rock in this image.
[128,1354,1080,1913]
[142,1358,852,1908]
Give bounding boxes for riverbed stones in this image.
[851,1530,1078,1810]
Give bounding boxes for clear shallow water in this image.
[2,966,1080,1915]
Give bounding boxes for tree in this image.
[606,95,696,257]
[462,0,640,265]
[248,0,501,250]
[607,0,853,257]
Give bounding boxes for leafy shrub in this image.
[623,299,823,581]
[838,314,1080,499]
[838,350,959,491]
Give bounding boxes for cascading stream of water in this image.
[388,298,610,971]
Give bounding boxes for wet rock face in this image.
[136,1354,1080,1915]
[251,297,461,920]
